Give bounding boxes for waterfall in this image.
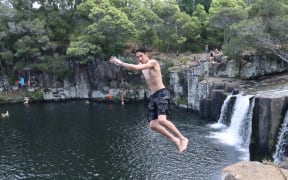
[210,94,233,129]
[218,94,233,125]
[225,94,254,147]
[241,95,255,149]
[209,94,255,160]
[273,110,288,165]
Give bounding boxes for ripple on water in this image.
[0,102,242,180]
[104,120,236,180]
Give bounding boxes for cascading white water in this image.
[241,95,255,150]
[209,94,255,160]
[273,110,288,165]
[224,94,254,147]
[210,94,233,129]
[218,94,233,125]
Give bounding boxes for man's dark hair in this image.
[134,46,148,54]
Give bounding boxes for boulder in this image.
[222,161,288,180]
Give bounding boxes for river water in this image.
[0,101,244,180]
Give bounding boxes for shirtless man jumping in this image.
[109,47,189,154]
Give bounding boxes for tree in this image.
[191,4,209,48]
[0,3,17,73]
[227,0,288,62]
[0,0,74,79]
[130,5,162,47]
[177,0,212,14]
[208,0,247,49]
[67,0,135,64]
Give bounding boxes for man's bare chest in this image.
[142,69,157,80]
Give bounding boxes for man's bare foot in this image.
[175,138,181,152]
[179,137,189,154]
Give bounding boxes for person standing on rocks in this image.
[109,47,189,154]
[205,44,209,53]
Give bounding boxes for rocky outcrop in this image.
[41,61,149,102]
[75,72,90,98]
[250,95,288,160]
[222,161,288,180]
[209,53,288,79]
[209,55,240,78]
[240,55,288,79]
[43,86,149,102]
[170,70,184,103]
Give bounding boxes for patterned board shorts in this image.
[147,88,170,122]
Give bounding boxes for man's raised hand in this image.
[109,56,122,66]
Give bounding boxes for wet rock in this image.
[210,90,225,120]
[250,95,288,160]
[240,55,288,79]
[279,158,288,169]
[208,54,288,79]
[199,99,211,118]
[222,161,288,180]
[213,82,225,90]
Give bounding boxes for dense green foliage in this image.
[0,0,288,81]
[223,0,288,62]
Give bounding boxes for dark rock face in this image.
[86,61,143,90]
[208,54,288,79]
[240,55,288,79]
[250,96,288,161]
[88,61,116,89]
[199,99,211,118]
[210,90,225,120]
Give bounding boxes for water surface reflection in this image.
[0,102,242,179]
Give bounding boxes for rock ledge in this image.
[222,161,288,180]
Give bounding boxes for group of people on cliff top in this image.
[206,44,220,64]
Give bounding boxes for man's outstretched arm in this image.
[109,56,155,71]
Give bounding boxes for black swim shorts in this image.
[147,88,170,122]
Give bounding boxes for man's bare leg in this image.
[150,116,189,153]
[150,120,182,152]
[158,115,189,153]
